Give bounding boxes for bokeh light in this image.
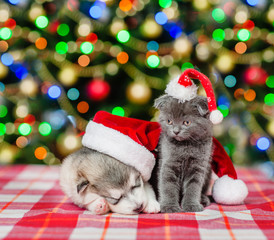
[181,62,194,71]
[256,137,270,151]
[77,101,89,113]
[235,42,247,54]
[18,123,32,136]
[1,53,14,66]
[237,29,251,41]
[57,24,70,36]
[16,136,28,148]
[234,88,245,99]
[147,41,159,51]
[87,80,110,101]
[159,0,172,8]
[89,1,106,19]
[35,16,49,29]
[217,105,229,118]
[45,110,67,130]
[8,0,20,5]
[35,37,47,50]
[67,88,80,100]
[112,106,125,117]
[117,30,130,43]
[48,85,61,99]
[0,27,12,40]
[55,41,68,54]
[264,93,274,106]
[34,146,47,160]
[246,0,259,7]
[78,55,90,67]
[244,89,256,101]
[217,95,230,108]
[38,122,52,136]
[0,123,6,136]
[224,75,237,88]
[212,29,225,41]
[117,51,129,64]
[266,76,274,88]
[212,8,226,23]
[0,105,8,118]
[155,12,168,25]
[147,55,160,68]
[80,42,94,54]
[119,0,132,12]
[0,82,5,93]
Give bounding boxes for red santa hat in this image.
[211,138,248,205]
[82,111,161,181]
[165,68,223,124]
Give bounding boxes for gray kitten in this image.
[154,95,213,213]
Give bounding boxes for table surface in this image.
[0,164,273,240]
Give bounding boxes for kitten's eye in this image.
[167,119,173,125]
[183,120,191,126]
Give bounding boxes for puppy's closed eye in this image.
[106,197,121,205]
[77,180,89,194]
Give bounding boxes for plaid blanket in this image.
[0,165,273,240]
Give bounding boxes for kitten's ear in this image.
[154,94,170,110]
[192,96,209,118]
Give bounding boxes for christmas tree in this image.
[0,0,273,166]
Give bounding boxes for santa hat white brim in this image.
[212,175,248,205]
[82,121,155,181]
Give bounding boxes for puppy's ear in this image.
[77,180,89,194]
[154,94,170,110]
[191,96,209,118]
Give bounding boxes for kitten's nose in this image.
[173,129,180,135]
[134,204,144,213]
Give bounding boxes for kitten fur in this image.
[154,95,213,213]
[60,147,160,215]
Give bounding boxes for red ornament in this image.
[87,79,110,101]
[243,66,268,86]
[85,33,98,44]
[4,18,16,30]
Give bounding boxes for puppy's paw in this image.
[87,198,110,215]
[182,203,204,212]
[161,205,182,213]
[143,200,160,214]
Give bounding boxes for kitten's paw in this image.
[201,195,211,207]
[161,205,182,213]
[87,198,110,215]
[182,203,204,212]
[143,200,160,214]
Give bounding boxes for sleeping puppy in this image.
[60,147,160,215]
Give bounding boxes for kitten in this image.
[154,95,213,212]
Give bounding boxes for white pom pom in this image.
[165,76,198,102]
[212,175,248,205]
[210,109,223,124]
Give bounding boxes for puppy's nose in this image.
[134,204,144,213]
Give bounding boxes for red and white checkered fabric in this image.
[0,165,273,240]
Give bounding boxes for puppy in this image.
[60,147,160,215]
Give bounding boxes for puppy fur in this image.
[60,147,160,215]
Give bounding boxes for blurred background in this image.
[0,0,273,173]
